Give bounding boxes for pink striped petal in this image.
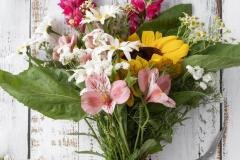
[146,73,176,108]
[146,83,175,108]
[157,75,171,95]
[85,74,111,91]
[81,91,103,115]
[138,69,151,93]
[110,80,130,104]
[102,101,117,114]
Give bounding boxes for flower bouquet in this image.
[1,0,240,159]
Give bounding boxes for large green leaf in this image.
[184,43,240,71]
[139,139,162,158]
[173,91,207,105]
[137,4,192,36]
[0,66,85,121]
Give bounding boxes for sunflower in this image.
[129,31,189,63]
[127,31,189,75]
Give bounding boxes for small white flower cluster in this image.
[179,13,206,44]
[81,5,123,25]
[186,65,213,90]
[115,61,130,70]
[179,13,230,46]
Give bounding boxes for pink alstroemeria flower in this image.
[52,34,77,61]
[81,74,131,115]
[138,68,176,108]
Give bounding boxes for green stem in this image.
[75,151,105,158]
[140,98,149,145]
[114,112,130,155]
[134,103,142,150]
[84,118,101,145]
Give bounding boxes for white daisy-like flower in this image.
[81,5,123,25]
[115,61,130,70]
[94,38,140,61]
[186,65,204,80]
[35,15,53,39]
[16,45,28,54]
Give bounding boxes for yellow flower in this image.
[128,31,189,64]
[128,56,149,74]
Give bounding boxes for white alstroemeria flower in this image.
[115,61,130,70]
[94,38,140,61]
[59,46,75,65]
[68,69,87,84]
[69,59,113,84]
[199,81,207,90]
[84,59,113,76]
[186,65,204,80]
[81,5,123,24]
[83,29,113,48]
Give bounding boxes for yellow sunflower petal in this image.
[150,54,163,63]
[136,56,149,68]
[163,44,189,64]
[128,33,140,41]
[155,31,162,39]
[161,40,184,54]
[154,36,178,49]
[142,31,155,46]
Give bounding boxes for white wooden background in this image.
[0,0,239,160]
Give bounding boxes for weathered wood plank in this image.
[151,0,221,160]
[0,0,29,159]
[222,0,240,159]
[30,1,79,160]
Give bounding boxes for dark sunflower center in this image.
[129,47,162,61]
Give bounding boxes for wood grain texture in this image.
[222,0,240,159]
[0,0,29,159]
[151,0,221,160]
[30,1,79,160]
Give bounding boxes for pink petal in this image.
[146,0,163,20]
[81,91,103,115]
[69,34,77,50]
[146,72,175,108]
[85,74,111,92]
[110,80,130,104]
[146,83,175,108]
[79,52,92,65]
[131,0,146,12]
[58,34,77,51]
[102,101,117,114]
[138,69,151,93]
[157,75,171,95]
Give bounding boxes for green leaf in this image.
[139,139,162,157]
[173,91,207,105]
[0,66,85,121]
[184,43,240,71]
[137,4,192,36]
